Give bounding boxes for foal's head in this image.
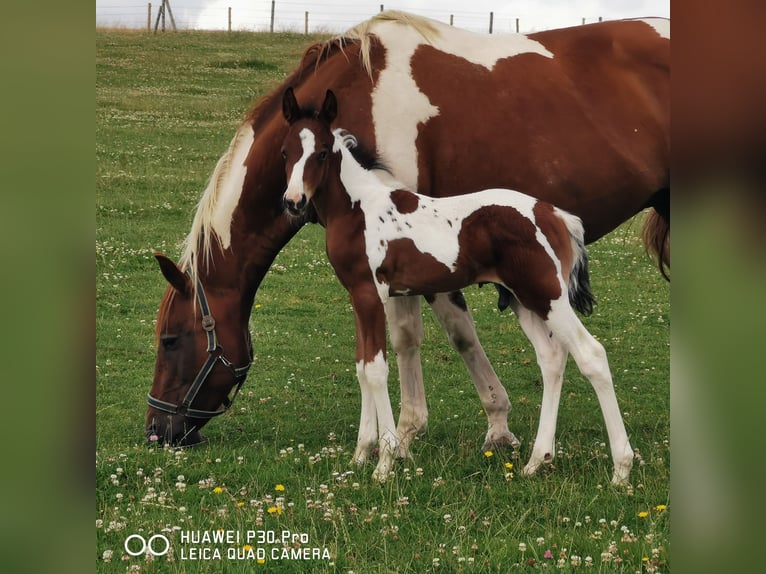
[280,87,337,217]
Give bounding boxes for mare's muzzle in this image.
[145,412,205,447]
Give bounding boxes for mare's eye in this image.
[280,149,287,159]
[160,335,179,351]
[318,151,328,162]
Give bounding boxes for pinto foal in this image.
[281,88,634,484]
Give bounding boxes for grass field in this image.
[96,30,670,573]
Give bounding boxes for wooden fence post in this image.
[165,0,176,31]
[147,3,151,32]
[270,0,275,32]
[228,7,231,32]
[305,11,308,34]
[380,4,384,12]
[489,12,493,34]
[515,17,519,32]
[450,14,453,26]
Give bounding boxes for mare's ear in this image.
[282,87,300,124]
[320,90,337,124]
[154,253,191,296]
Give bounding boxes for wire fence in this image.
[96,1,614,35]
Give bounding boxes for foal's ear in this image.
[155,253,191,296]
[282,87,300,124]
[320,90,337,125]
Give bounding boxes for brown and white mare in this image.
[281,88,633,484]
[146,12,668,479]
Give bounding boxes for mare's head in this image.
[280,88,338,217]
[145,254,253,446]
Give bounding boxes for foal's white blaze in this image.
[283,128,316,206]
[368,18,553,191]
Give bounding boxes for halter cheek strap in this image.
[147,273,252,420]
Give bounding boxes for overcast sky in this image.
[96,1,669,33]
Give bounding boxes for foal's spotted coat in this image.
[281,89,633,484]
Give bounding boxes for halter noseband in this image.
[147,272,253,420]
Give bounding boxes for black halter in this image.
[147,273,253,420]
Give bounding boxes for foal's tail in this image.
[557,210,595,316]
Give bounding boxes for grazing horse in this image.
[280,88,633,484]
[146,12,668,476]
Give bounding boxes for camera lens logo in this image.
[124,534,171,557]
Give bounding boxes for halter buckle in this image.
[201,315,215,331]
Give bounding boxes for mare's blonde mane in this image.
[325,10,441,77]
[179,125,251,272]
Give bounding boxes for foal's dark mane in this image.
[336,129,391,175]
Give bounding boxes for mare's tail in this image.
[556,209,595,316]
[643,209,670,281]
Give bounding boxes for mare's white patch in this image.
[332,130,563,300]
[636,17,670,39]
[368,18,553,190]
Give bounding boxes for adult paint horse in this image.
[280,88,633,484]
[146,12,669,478]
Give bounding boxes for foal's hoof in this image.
[352,444,375,466]
[371,467,390,483]
[482,432,521,452]
[610,473,630,487]
[395,444,415,461]
[371,455,396,483]
[522,451,556,477]
[610,464,633,486]
[521,463,539,477]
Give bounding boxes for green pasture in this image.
[96,30,669,572]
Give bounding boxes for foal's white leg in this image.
[358,352,398,481]
[545,299,634,485]
[512,305,569,478]
[352,361,379,466]
[428,292,519,450]
[385,296,428,459]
